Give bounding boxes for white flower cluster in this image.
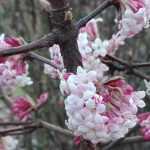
[77,32,109,80]
[144,80,150,95]
[0,61,32,87]
[60,67,145,144]
[0,136,18,150]
[118,8,150,39]
[44,44,64,79]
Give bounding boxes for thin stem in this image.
[39,120,74,137]
[27,52,63,71]
[101,136,149,146]
[131,62,150,68]
[0,122,33,126]
[104,55,150,81]
[129,69,150,81]
[76,0,112,30]
[106,54,128,66]
[0,124,40,136]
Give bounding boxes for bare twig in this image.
[104,55,150,81]
[26,52,64,71]
[0,122,33,126]
[101,136,149,147]
[0,123,40,136]
[39,120,74,137]
[76,0,112,30]
[0,120,74,137]
[120,136,147,144]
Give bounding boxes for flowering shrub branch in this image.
[0,0,150,150]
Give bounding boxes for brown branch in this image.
[120,136,147,144]
[101,136,149,146]
[127,69,150,81]
[26,52,64,71]
[106,55,150,68]
[39,120,74,137]
[75,0,112,30]
[0,123,40,136]
[131,62,150,68]
[104,55,150,81]
[0,120,74,137]
[0,33,57,57]
[106,54,128,66]
[0,122,33,126]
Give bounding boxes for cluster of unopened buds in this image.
[0,34,32,87]
[60,66,145,144]
[138,113,150,140]
[12,92,48,122]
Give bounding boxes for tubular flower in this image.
[60,67,145,144]
[0,136,18,150]
[138,113,150,140]
[12,92,48,122]
[0,34,33,87]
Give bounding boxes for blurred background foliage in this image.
[0,0,150,150]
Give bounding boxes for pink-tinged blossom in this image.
[12,92,48,122]
[60,67,145,144]
[109,0,150,52]
[118,8,149,39]
[0,34,33,87]
[73,136,80,147]
[80,19,99,39]
[39,0,51,12]
[0,136,18,150]
[144,79,150,95]
[112,0,146,13]
[44,44,64,79]
[78,20,109,80]
[37,92,48,108]
[107,35,124,54]
[138,113,150,140]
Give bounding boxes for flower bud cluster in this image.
[138,113,150,140]
[12,92,48,122]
